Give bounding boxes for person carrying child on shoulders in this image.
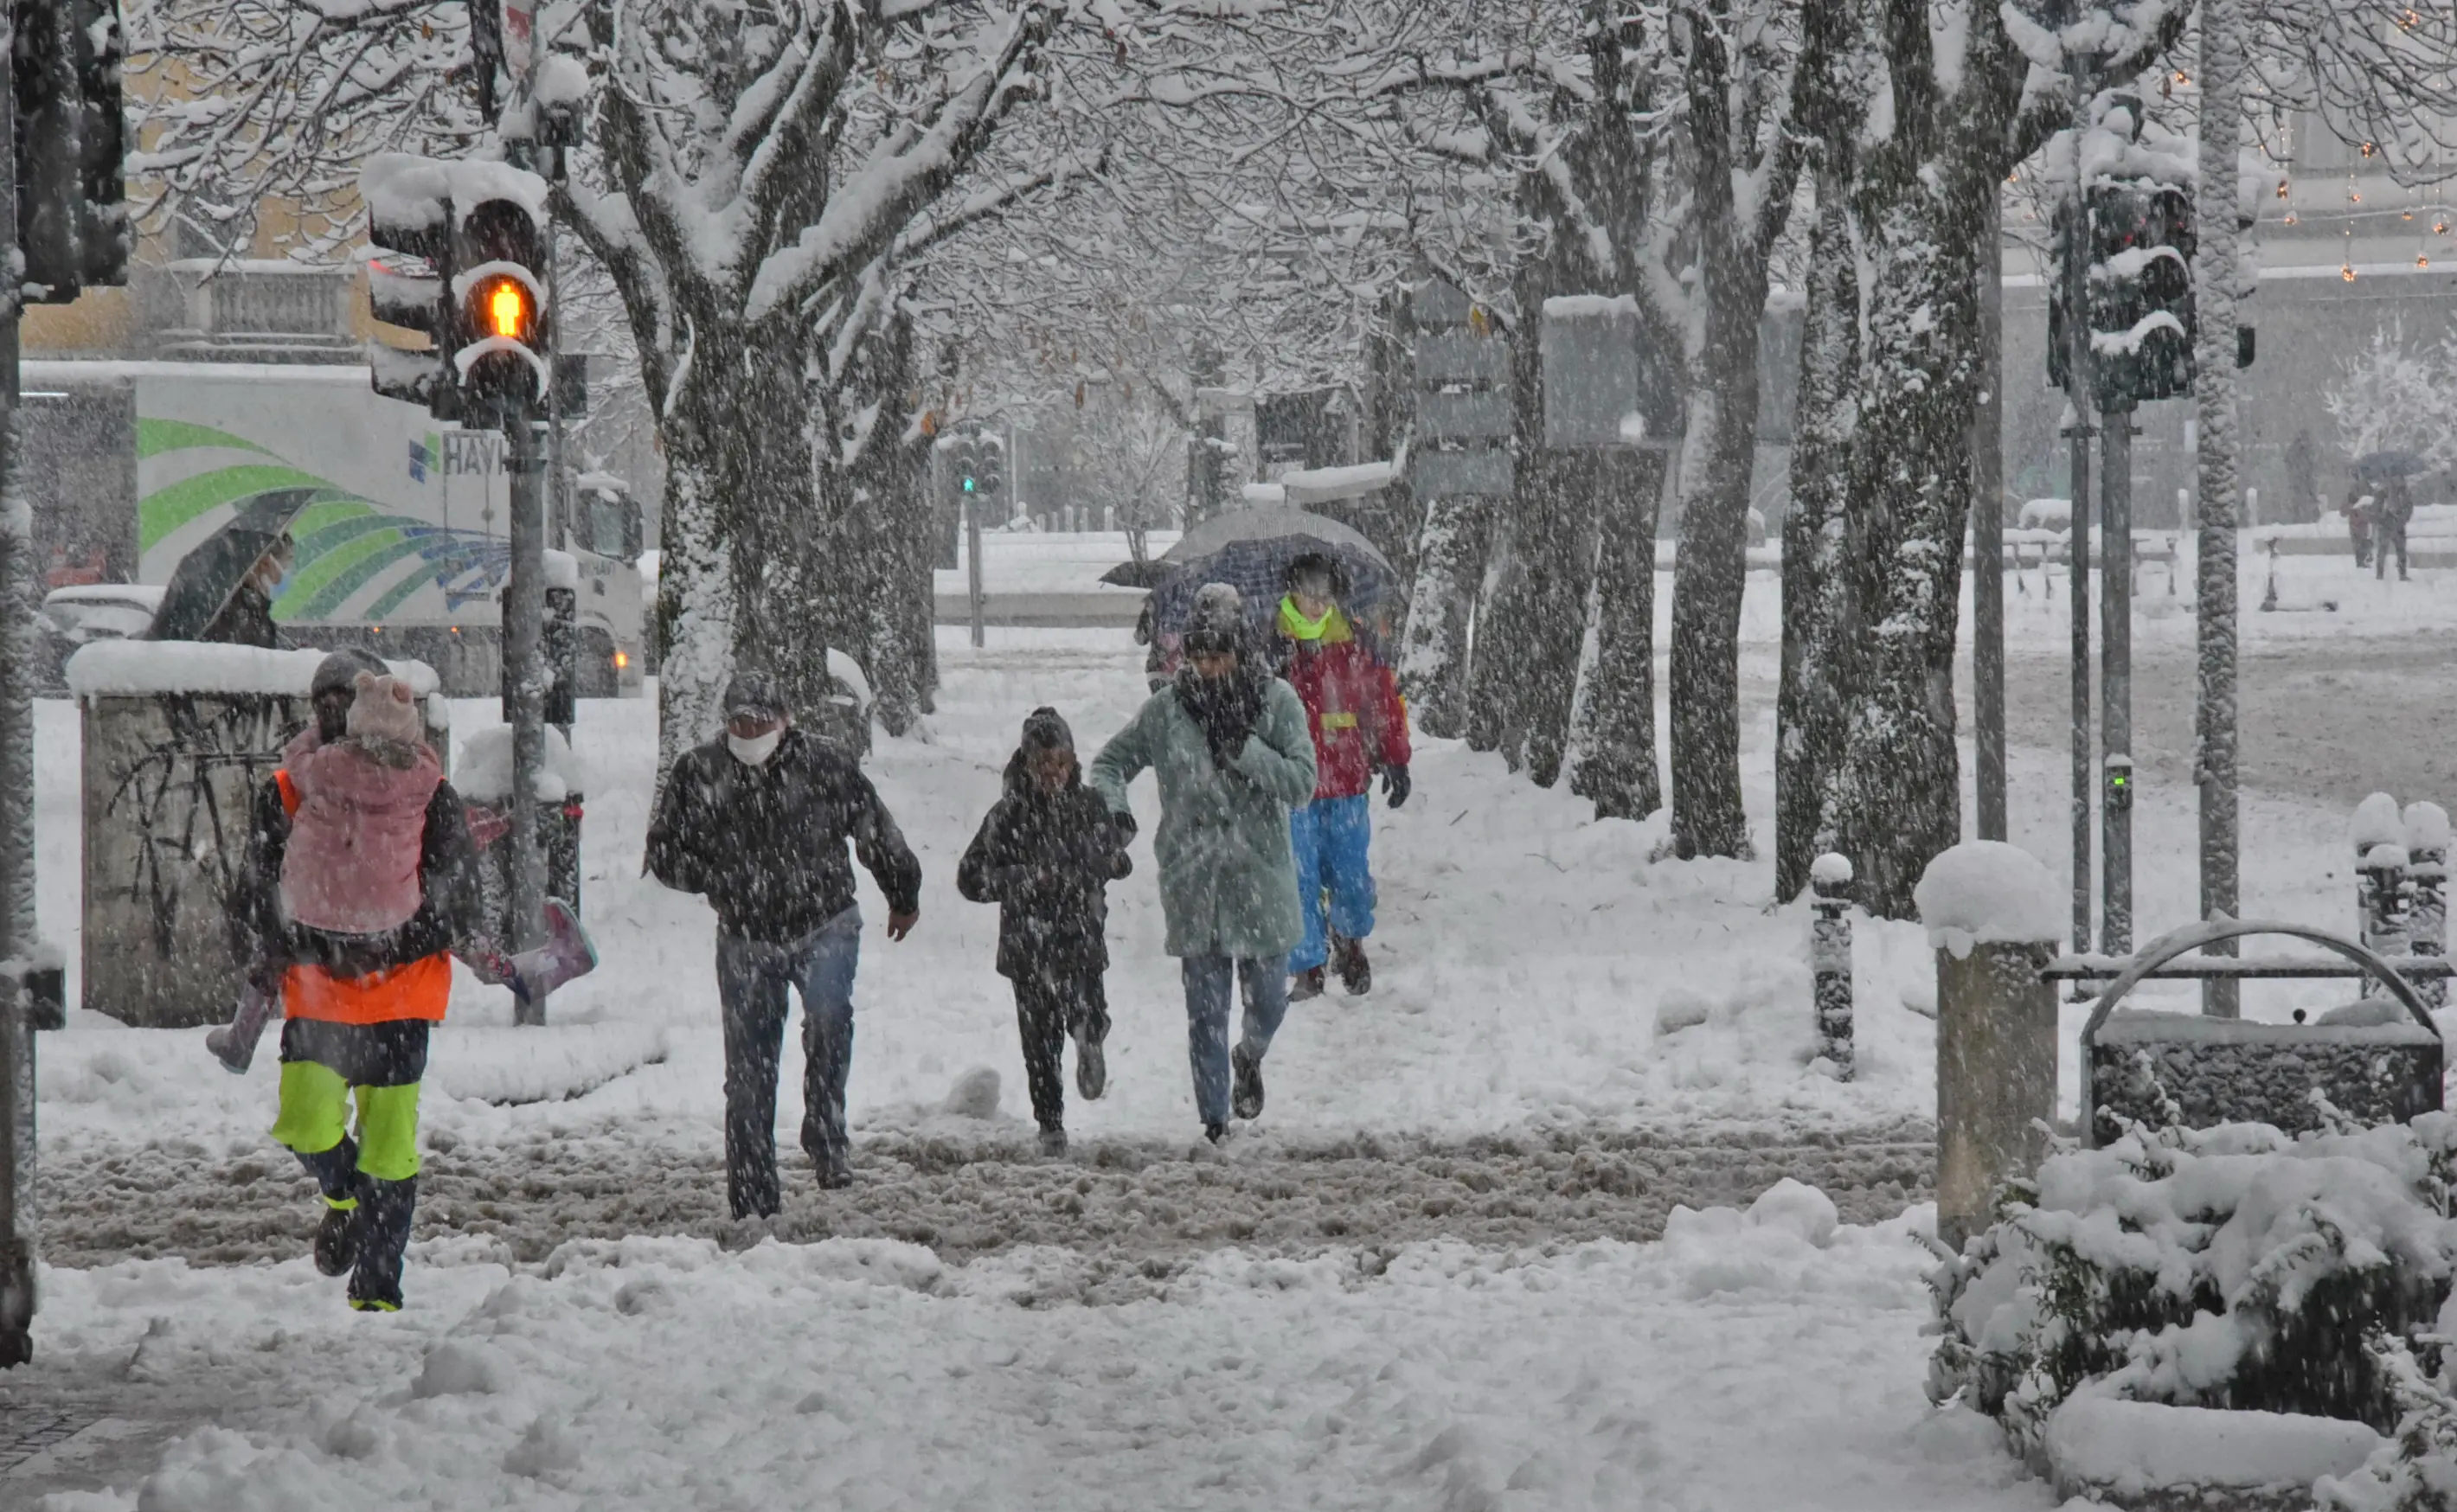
[958,708,1131,1157]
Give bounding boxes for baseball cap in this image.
[723,670,788,721]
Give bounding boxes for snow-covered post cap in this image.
[2351,791,2405,855]
[2363,842,2411,874]
[2405,801,2452,859]
[1914,841,2065,958]
[1810,852,1854,889]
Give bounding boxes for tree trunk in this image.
[844,314,933,736]
[656,323,813,778]
[1464,525,1520,757]
[1516,449,1601,786]
[1570,446,1667,818]
[1665,381,1759,855]
[1665,271,1769,858]
[2193,0,2246,1013]
[1832,151,1993,919]
[1398,490,1493,740]
[1775,172,1859,902]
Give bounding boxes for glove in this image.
[1112,810,1138,842]
[1381,763,1411,809]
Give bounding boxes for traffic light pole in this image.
[966,496,985,650]
[2101,413,2134,955]
[0,42,32,1366]
[2062,65,2097,963]
[500,403,550,1025]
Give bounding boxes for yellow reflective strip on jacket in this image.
[1321,712,1359,730]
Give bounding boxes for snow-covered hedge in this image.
[1926,1115,2457,1466]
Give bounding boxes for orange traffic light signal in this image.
[469,273,534,343]
[488,279,526,338]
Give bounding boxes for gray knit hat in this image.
[1184,582,1244,657]
[1021,706,1074,753]
[310,648,388,699]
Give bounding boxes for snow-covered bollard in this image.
[2352,790,2405,932]
[1809,854,1854,1080]
[1915,842,2065,1249]
[2406,803,2450,1009]
[2360,842,2413,1002]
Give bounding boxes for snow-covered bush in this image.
[2316,1336,2457,1511]
[1927,1115,2457,1463]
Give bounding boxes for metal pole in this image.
[1975,215,2008,842]
[966,492,985,650]
[2063,61,2097,960]
[545,180,567,555]
[0,40,32,1357]
[2101,415,2133,954]
[1811,855,1855,1079]
[502,406,549,1024]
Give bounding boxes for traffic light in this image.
[953,436,983,498]
[16,0,127,302]
[976,435,1005,510]
[451,195,549,405]
[361,155,551,416]
[2085,180,2196,410]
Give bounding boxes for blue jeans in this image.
[715,907,862,1218]
[1180,955,1289,1127]
[1287,795,1376,973]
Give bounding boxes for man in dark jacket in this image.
[646,670,921,1214]
[228,647,483,1312]
[2378,475,2416,581]
[957,708,1131,1156]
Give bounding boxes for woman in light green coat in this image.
[1090,586,1317,1143]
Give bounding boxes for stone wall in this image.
[2088,1013,2443,1140]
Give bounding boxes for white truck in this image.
[21,360,645,698]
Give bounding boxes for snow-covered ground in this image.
[15,586,2457,1504]
[22,1199,2062,1512]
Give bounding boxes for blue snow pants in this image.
[1286,794,1376,975]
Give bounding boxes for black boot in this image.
[293,1139,363,1277]
[313,1202,361,1278]
[1333,936,1373,996]
[1074,1028,1107,1101]
[1288,966,1325,1002]
[1231,1044,1265,1120]
[348,1176,418,1312]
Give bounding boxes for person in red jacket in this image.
[1273,553,1410,999]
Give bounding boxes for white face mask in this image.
[727,727,783,766]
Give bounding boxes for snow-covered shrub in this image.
[2316,1336,2457,1511]
[1927,1114,2457,1463]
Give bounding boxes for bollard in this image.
[2360,841,2413,1001]
[1916,842,2064,1251]
[2408,803,2450,1008]
[1810,853,1854,1079]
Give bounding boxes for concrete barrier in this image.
[66,643,446,1028]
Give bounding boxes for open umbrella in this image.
[1140,506,1395,642]
[2357,450,2428,482]
[146,487,318,643]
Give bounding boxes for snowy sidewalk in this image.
[14,1197,2050,1511]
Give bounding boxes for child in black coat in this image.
[957,708,1132,1155]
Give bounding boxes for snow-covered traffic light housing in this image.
[361,155,552,417]
[2084,181,2196,411]
[451,196,551,407]
[974,434,1006,514]
[16,0,128,304]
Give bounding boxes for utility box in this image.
[1540,294,1681,451]
[67,643,446,1028]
